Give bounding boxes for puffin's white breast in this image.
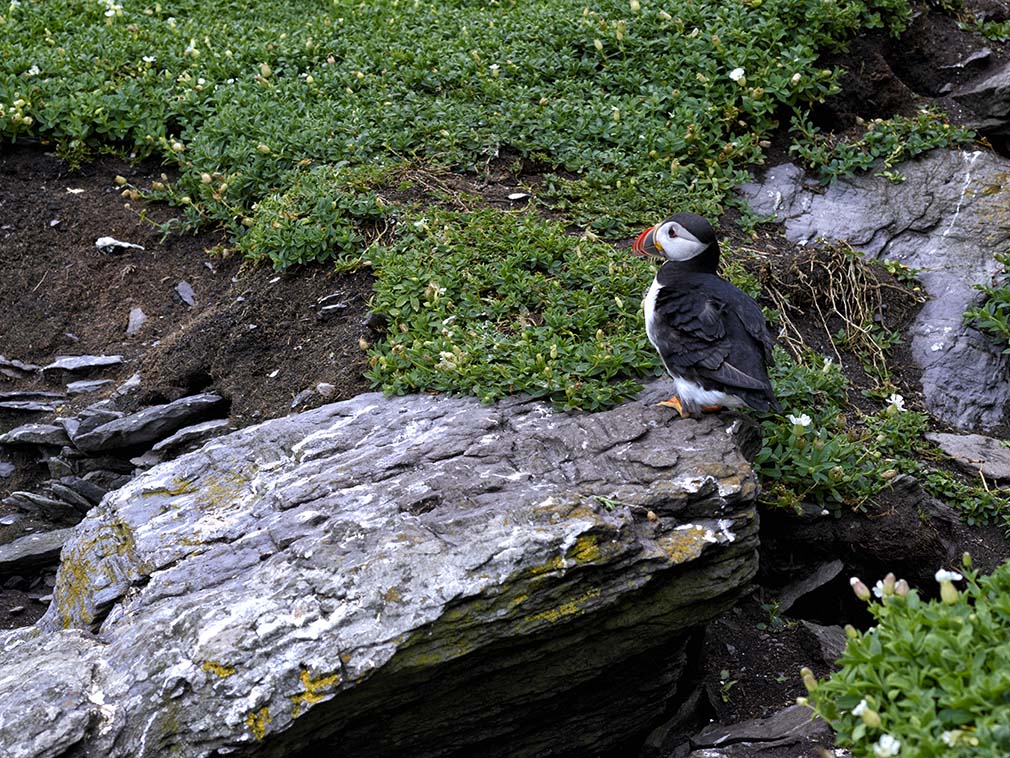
[643,278,661,348]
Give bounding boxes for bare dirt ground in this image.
[2,3,1010,753]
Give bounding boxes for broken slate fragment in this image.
[0,424,72,448]
[126,306,147,336]
[691,705,834,754]
[66,379,114,396]
[113,373,142,398]
[175,281,196,307]
[48,482,94,513]
[316,292,349,319]
[0,401,57,413]
[95,236,145,254]
[72,393,226,452]
[0,356,41,380]
[0,391,63,402]
[54,477,108,506]
[0,528,76,575]
[2,492,82,522]
[43,355,123,374]
[150,418,232,454]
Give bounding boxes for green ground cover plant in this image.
[965,253,1010,353]
[805,556,1010,757]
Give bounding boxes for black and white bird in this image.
[632,212,780,417]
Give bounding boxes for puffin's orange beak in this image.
[632,224,659,258]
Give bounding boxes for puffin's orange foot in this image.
[657,395,690,418]
[700,404,725,413]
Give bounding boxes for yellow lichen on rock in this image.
[202,660,237,678]
[656,526,713,565]
[245,706,271,740]
[291,667,341,718]
[525,586,601,627]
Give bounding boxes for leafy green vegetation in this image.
[805,557,1010,757]
[365,207,656,409]
[965,253,1010,354]
[4,0,924,250]
[789,108,974,184]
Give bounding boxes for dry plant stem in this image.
[764,244,919,373]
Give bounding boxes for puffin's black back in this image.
[653,264,780,412]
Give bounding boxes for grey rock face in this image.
[926,432,1010,481]
[72,393,226,452]
[1,391,760,758]
[740,151,1010,431]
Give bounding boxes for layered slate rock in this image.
[740,151,1010,431]
[0,391,760,758]
[71,392,225,452]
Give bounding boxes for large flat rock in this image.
[0,391,760,757]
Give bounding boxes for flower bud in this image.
[800,667,817,693]
[860,706,882,729]
[962,552,972,570]
[882,572,896,596]
[894,579,910,597]
[850,577,871,602]
[940,580,959,605]
[844,624,858,638]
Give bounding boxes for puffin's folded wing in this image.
[653,283,773,392]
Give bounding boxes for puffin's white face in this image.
[632,219,709,261]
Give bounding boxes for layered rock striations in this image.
[0,391,761,757]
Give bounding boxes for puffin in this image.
[631,212,780,417]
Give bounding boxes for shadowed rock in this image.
[0,391,760,758]
[0,529,75,575]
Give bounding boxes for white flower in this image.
[791,72,802,85]
[729,67,745,82]
[873,734,901,757]
[851,699,868,716]
[935,569,963,583]
[886,393,906,412]
[941,730,960,746]
[872,580,885,598]
[26,64,39,76]
[142,55,156,63]
[787,413,811,427]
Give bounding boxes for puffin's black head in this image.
[631,212,720,272]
